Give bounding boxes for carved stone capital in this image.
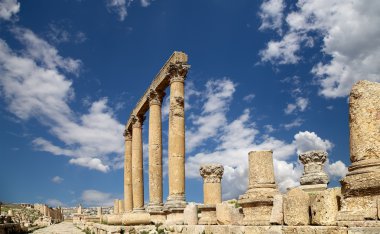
[167,62,190,84]
[131,114,145,128]
[123,129,132,141]
[200,164,224,183]
[299,150,327,165]
[148,89,165,106]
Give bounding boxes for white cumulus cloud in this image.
[0,0,20,21]
[259,0,380,98]
[51,176,64,184]
[81,190,115,206]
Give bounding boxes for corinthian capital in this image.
[148,89,165,106]
[200,164,224,183]
[131,114,145,128]
[299,150,327,165]
[167,62,190,83]
[123,129,132,141]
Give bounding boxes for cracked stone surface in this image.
[32,222,84,234]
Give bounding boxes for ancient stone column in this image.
[165,62,189,212]
[338,80,380,222]
[299,150,329,192]
[118,200,124,214]
[114,199,119,214]
[238,150,279,225]
[123,129,133,212]
[97,207,102,217]
[147,89,165,212]
[199,164,224,225]
[131,114,145,212]
[77,204,82,215]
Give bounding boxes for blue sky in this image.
[1,0,379,207]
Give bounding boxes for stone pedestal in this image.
[238,150,279,225]
[198,164,224,225]
[299,150,329,193]
[131,114,145,213]
[339,80,380,222]
[123,130,133,212]
[165,62,189,218]
[147,89,165,218]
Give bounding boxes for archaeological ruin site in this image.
[2,52,380,234]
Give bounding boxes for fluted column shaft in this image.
[167,72,186,206]
[148,90,165,210]
[132,115,145,211]
[124,130,133,212]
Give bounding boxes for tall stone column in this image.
[131,114,145,212]
[238,150,279,225]
[113,199,119,214]
[299,150,329,193]
[123,129,133,212]
[199,164,224,225]
[338,80,380,222]
[147,90,165,211]
[165,62,189,211]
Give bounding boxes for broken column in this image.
[131,114,145,212]
[123,129,133,212]
[339,80,380,222]
[238,150,279,225]
[198,164,224,225]
[113,200,119,215]
[118,200,124,214]
[165,62,189,223]
[147,89,166,223]
[299,150,329,193]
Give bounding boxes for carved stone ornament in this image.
[200,164,224,183]
[123,129,132,141]
[167,62,190,83]
[299,150,329,185]
[131,114,145,128]
[148,89,165,106]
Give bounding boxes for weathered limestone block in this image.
[216,202,243,225]
[106,214,122,225]
[183,204,198,225]
[311,187,341,226]
[270,194,284,225]
[284,188,310,226]
[299,151,329,193]
[121,212,150,225]
[238,150,279,225]
[338,196,378,221]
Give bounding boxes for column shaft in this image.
[148,90,164,210]
[168,79,185,203]
[124,130,133,212]
[132,115,144,211]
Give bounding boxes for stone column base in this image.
[341,160,380,197]
[132,207,146,213]
[299,184,327,193]
[337,195,379,221]
[238,198,273,226]
[164,194,187,209]
[198,204,217,225]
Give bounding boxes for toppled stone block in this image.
[270,194,284,225]
[216,202,243,225]
[183,204,198,225]
[311,187,341,226]
[121,212,150,225]
[284,188,310,226]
